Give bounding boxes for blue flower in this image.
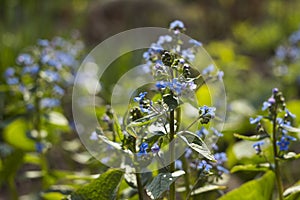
[157,35,172,45]
[5,68,15,77]
[17,53,33,65]
[56,51,75,67]
[156,81,168,89]
[53,85,65,96]
[38,39,49,47]
[198,160,212,172]
[217,71,224,80]
[90,131,98,141]
[197,127,209,138]
[170,20,185,30]
[250,116,263,124]
[6,77,19,85]
[181,49,195,61]
[40,98,60,109]
[151,143,160,153]
[22,65,39,75]
[211,128,223,137]
[214,152,227,165]
[35,142,44,153]
[202,64,214,75]
[185,148,193,158]
[43,70,60,82]
[199,106,216,124]
[277,137,290,151]
[189,39,202,47]
[262,101,271,111]
[285,109,296,119]
[217,165,229,174]
[140,142,149,152]
[134,92,147,102]
[253,141,264,154]
[175,160,183,169]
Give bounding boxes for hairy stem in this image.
[169,109,176,200]
[272,111,284,200]
[181,155,191,195]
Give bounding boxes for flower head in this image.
[253,141,264,154]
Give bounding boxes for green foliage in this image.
[234,133,269,141]
[70,169,124,200]
[218,171,275,200]
[231,163,271,173]
[145,170,185,200]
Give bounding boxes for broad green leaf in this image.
[178,131,215,161]
[3,118,35,151]
[145,131,165,147]
[218,171,275,200]
[24,153,41,165]
[191,185,226,195]
[146,170,185,199]
[41,192,66,200]
[126,113,163,129]
[234,133,269,141]
[45,111,69,127]
[231,163,271,173]
[70,169,124,200]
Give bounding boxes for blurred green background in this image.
[1,0,300,199]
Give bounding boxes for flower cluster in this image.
[4,36,84,111]
[250,88,297,154]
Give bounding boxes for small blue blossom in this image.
[199,106,216,124]
[253,141,264,154]
[214,152,227,165]
[185,148,193,158]
[90,131,98,141]
[211,128,223,137]
[157,35,172,45]
[170,20,185,30]
[56,51,75,67]
[151,143,160,154]
[250,116,263,124]
[189,39,202,47]
[175,160,183,169]
[217,165,229,174]
[134,92,147,102]
[22,65,39,75]
[38,39,49,47]
[40,98,60,109]
[17,53,33,65]
[217,71,224,80]
[181,49,195,61]
[277,137,290,151]
[53,85,65,96]
[140,142,149,152]
[202,65,214,75]
[197,127,209,138]
[262,101,271,111]
[6,77,19,85]
[198,160,212,172]
[156,81,168,89]
[285,109,296,119]
[35,142,44,153]
[5,67,15,77]
[43,70,60,82]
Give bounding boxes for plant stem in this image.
[169,109,176,200]
[135,171,144,200]
[181,155,190,195]
[272,111,284,200]
[8,176,18,200]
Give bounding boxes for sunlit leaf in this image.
[41,192,66,200]
[70,169,124,200]
[234,133,269,141]
[218,171,275,200]
[146,170,185,200]
[191,185,226,195]
[231,163,271,173]
[45,111,69,127]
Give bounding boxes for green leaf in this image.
[70,169,124,200]
[3,118,35,151]
[281,125,300,133]
[191,185,226,195]
[145,131,166,147]
[284,185,300,198]
[146,170,185,199]
[163,94,179,111]
[178,131,215,161]
[126,113,163,129]
[231,163,271,173]
[218,171,275,200]
[113,114,124,141]
[281,152,300,161]
[45,111,69,127]
[24,153,41,165]
[233,133,269,141]
[41,192,66,200]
